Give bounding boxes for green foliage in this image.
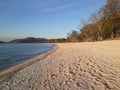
[49,38,68,43]
[67,30,80,42]
[67,0,120,42]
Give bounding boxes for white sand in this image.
[0,40,120,90]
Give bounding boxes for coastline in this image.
[0,44,58,82]
[33,40,120,90]
[0,40,120,90]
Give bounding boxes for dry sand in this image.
[0,40,120,90]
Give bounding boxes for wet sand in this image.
[0,40,120,90]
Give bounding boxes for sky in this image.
[0,0,106,41]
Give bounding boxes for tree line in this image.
[68,0,120,42]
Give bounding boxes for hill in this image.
[10,37,48,43]
[0,41,6,43]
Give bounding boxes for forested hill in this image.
[9,37,48,43]
[0,41,6,43]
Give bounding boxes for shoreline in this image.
[0,40,120,90]
[0,44,58,82]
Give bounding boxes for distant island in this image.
[0,41,6,43]
[0,37,68,43]
[9,37,48,43]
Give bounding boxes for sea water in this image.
[0,44,54,72]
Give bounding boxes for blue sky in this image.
[0,0,106,41]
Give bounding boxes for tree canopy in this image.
[68,0,120,42]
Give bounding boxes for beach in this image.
[0,40,120,90]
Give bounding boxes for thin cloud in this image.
[41,2,81,13]
[0,0,49,9]
[0,0,81,13]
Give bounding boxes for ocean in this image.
[0,43,54,72]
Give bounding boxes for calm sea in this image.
[0,44,54,72]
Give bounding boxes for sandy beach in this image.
[0,40,120,90]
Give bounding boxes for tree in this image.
[67,30,79,42]
[80,23,99,41]
[101,0,120,38]
[89,11,103,40]
[67,0,120,42]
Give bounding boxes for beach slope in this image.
[0,40,120,90]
